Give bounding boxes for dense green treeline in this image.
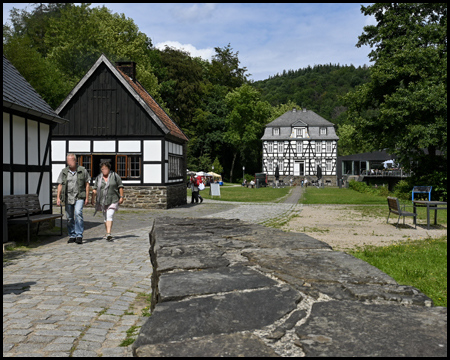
[252,63,371,127]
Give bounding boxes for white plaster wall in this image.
[52,141,66,162]
[13,115,26,165]
[119,141,140,153]
[28,172,40,195]
[144,164,161,184]
[69,140,90,153]
[93,141,115,153]
[40,123,50,165]
[39,172,50,206]
[3,172,10,195]
[52,164,66,183]
[3,112,10,164]
[143,140,161,161]
[27,120,39,166]
[14,172,26,194]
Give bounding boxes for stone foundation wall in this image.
[52,183,187,210]
[268,175,338,186]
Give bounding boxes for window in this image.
[115,155,141,179]
[168,155,183,178]
[296,128,303,138]
[278,142,283,154]
[267,142,273,153]
[273,128,280,135]
[326,141,332,153]
[78,155,92,177]
[278,161,283,173]
[267,160,273,172]
[326,160,332,171]
[320,127,327,135]
[296,141,302,155]
[316,142,321,154]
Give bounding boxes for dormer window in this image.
[320,127,327,135]
[273,128,280,136]
[296,128,303,138]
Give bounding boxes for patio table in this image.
[412,200,447,230]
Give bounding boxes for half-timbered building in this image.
[51,54,188,209]
[3,55,68,209]
[261,108,339,185]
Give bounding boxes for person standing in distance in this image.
[56,154,91,244]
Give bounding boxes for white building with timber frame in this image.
[261,108,339,185]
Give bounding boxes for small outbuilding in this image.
[50,54,189,209]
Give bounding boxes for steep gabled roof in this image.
[3,55,68,123]
[56,54,188,142]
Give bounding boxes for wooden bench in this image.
[387,196,416,229]
[4,194,63,246]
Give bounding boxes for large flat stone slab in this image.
[159,266,278,301]
[133,285,301,350]
[242,248,397,285]
[295,301,447,357]
[135,332,280,357]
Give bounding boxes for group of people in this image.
[56,154,124,244]
[242,179,255,188]
[189,175,204,204]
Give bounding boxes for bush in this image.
[349,179,389,197]
[393,180,412,200]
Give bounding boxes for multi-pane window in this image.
[267,142,273,153]
[115,155,141,179]
[296,141,302,155]
[326,141,332,153]
[267,160,273,172]
[326,160,332,171]
[168,155,183,178]
[320,127,327,135]
[278,142,283,154]
[279,161,283,173]
[273,128,280,135]
[296,128,303,138]
[315,142,321,154]
[78,155,92,177]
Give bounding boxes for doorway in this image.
[92,155,115,179]
[294,161,304,176]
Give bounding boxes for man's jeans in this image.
[65,200,85,238]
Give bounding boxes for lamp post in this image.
[243,166,245,183]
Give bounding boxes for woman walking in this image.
[91,161,124,241]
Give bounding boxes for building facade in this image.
[261,108,339,185]
[3,55,68,209]
[51,54,188,209]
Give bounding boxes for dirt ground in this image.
[284,205,447,252]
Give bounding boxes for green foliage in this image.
[350,236,447,307]
[343,3,447,187]
[348,179,390,197]
[393,180,413,201]
[211,157,224,175]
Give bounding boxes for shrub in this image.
[393,180,412,200]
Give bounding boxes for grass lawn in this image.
[302,186,391,205]
[350,236,447,307]
[187,185,291,203]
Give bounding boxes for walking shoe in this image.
[75,237,83,244]
[67,238,76,243]
[106,233,113,241]
[200,197,203,204]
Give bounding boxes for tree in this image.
[343,3,447,199]
[224,84,272,182]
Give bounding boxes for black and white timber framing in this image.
[261,108,339,181]
[51,54,188,190]
[3,55,68,212]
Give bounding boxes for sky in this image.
[3,3,377,82]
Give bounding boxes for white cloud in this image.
[173,3,218,22]
[155,40,215,60]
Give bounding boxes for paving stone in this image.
[42,343,74,352]
[135,333,280,357]
[13,343,46,352]
[159,265,277,302]
[295,301,447,357]
[71,350,98,357]
[47,352,70,357]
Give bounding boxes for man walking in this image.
[56,154,91,244]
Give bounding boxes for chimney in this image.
[115,61,137,82]
[303,107,307,112]
[292,107,296,112]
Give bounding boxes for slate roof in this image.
[55,54,188,142]
[262,109,339,140]
[3,55,67,123]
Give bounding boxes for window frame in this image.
[273,127,280,136]
[320,127,327,135]
[315,142,321,154]
[326,141,332,153]
[168,154,183,179]
[115,155,128,178]
[277,142,283,154]
[267,142,274,153]
[296,128,303,138]
[78,155,93,178]
[326,159,332,172]
[127,155,141,179]
[296,141,302,155]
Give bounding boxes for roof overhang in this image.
[3,100,68,124]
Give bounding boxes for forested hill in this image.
[252,63,371,125]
